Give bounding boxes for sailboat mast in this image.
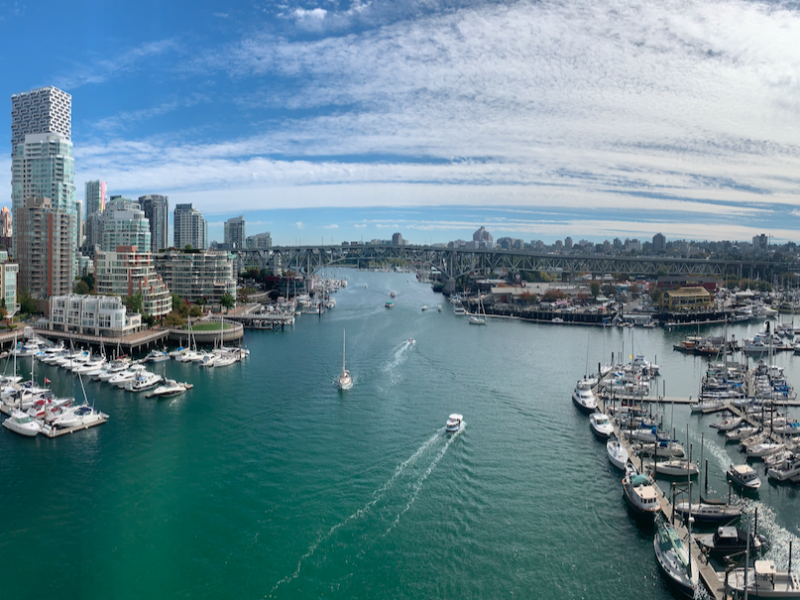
[342,331,346,374]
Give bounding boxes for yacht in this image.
[51,404,105,429]
[337,331,353,391]
[175,349,203,363]
[607,437,628,470]
[213,353,239,368]
[96,360,133,381]
[644,459,699,478]
[74,358,107,375]
[146,379,189,399]
[198,353,218,368]
[726,561,800,599]
[2,409,42,437]
[589,413,614,438]
[622,463,661,519]
[453,304,466,316]
[446,414,463,433]
[696,526,768,558]
[108,365,148,387]
[124,372,164,392]
[727,463,762,490]
[653,516,698,596]
[571,380,597,413]
[145,349,170,363]
[767,453,800,482]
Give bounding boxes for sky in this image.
[3,0,800,246]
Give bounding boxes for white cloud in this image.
[295,221,305,229]
[353,224,367,228]
[323,223,339,229]
[292,7,328,30]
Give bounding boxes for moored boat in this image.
[726,561,800,599]
[589,412,614,438]
[572,380,597,413]
[727,463,762,490]
[653,516,698,596]
[607,437,628,470]
[696,526,768,558]
[622,463,661,519]
[2,409,41,437]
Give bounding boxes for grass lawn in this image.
[190,322,232,331]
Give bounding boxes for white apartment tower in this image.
[224,215,246,248]
[174,203,207,250]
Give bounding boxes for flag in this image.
[45,378,51,384]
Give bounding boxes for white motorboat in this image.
[622,463,661,519]
[124,372,163,392]
[727,463,762,490]
[725,426,760,441]
[108,365,147,387]
[726,561,800,599]
[2,409,41,437]
[607,437,628,470]
[175,350,203,363]
[747,442,784,459]
[74,358,107,375]
[654,517,698,596]
[767,453,800,482]
[571,380,597,412]
[337,330,353,391]
[711,416,744,431]
[146,379,190,399]
[51,404,105,429]
[445,413,463,433]
[96,360,132,381]
[169,347,188,359]
[198,353,218,368]
[145,349,170,363]
[453,304,466,316]
[589,413,614,438]
[421,305,428,312]
[213,354,238,368]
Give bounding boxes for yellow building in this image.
[663,286,712,310]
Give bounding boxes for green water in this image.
[2,270,799,599]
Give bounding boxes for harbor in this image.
[3,270,800,600]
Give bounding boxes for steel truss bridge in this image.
[235,245,770,291]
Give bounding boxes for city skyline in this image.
[3,1,800,246]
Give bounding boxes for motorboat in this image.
[726,561,800,599]
[385,301,394,309]
[589,413,614,438]
[124,372,164,393]
[622,463,661,519]
[108,365,148,387]
[168,346,187,359]
[725,426,760,442]
[446,414,463,433]
[673,501,743,524]
[2,409,42,437]
[747,442,785,459]
[696,526,768,558]
[96,360,133,381]
[767,453,800,482]
[727,464,762,490]
[213,354,238,368]
[145,349,170,363]
[146,379,189,399]
[26,397,73,419]
[175,350,203,363]
[198,353,218,368]
[437,305,442,312]
[571,380,597,413]
[74,358,107,375]
[653,516,698,596]
[453,304,466,316]
[421,305,428,312]
[337,331,353,391]
[51,404,105,429]
[607,437,628,470]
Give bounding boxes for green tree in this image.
[590,281,600,299]
[220,292,236,313]
[189,305,202,318]
[650,288,664,305]
[601,284,617,298]
[163,311,185,327]
[125,293,144,314]
[74,280,90,295]
[18,288,38,315]
[184,244,193,251]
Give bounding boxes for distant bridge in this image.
[234,245,771,293]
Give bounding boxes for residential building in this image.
[11,86,77,288]
[100,197,151,252]
[224,215,246,249]
[95,246,171,318]
[652,232,666,252]
[0,251,19,318]
[83,211,103,253]
[392,232,404,245]
[473,226,493,244]
[0,207,11,237]
[75,199,83,247]
[48,294,142,336]
[174,203,207,249]
[154,249,235,304]
[752,234,769,251]
[246,231,272,249]
[138,194,169,252]
[565,237,573,250]
[84,180,107,215]
[15,197,74,299]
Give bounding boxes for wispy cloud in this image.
[90,95,208,133]
[322,223,339,229]
[54,39,177,89]
[295,221,305,230]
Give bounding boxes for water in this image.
[2,270,800,599]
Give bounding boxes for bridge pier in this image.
[444,277,456,295]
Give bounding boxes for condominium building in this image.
[11,86,77,289]
[95,246,171,318]
[246,231,272,249]
[48,293,142,336]
[99,197,151,252]
[85,180,107,215]
[138,194,169,252]
[154,249,235,304]
[75,199,83,247]
[15,197,74,299]
[174,203,207,250]
[0,250,19,318]
[224,215,246,249]
[0,207,11,237]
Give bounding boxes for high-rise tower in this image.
[224,215,246,249]
[11,86,76,298]
[85,180,107,215]
[174,203,207,250]
[139,194,169,252]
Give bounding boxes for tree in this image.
[189,305,202,318]
[601,284,617,298]
[74,280,90,295]
[18,288,38,315]
[541,289,567,303]
[125,293,144,315]
[590,281,600,299]
[184,244,193,251]
[220,292,236,313]
[163,311,185,327]
[628,283,640,297]
[650,288,664,305]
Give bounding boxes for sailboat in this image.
[469,296,487,325]
[337,330,353,390]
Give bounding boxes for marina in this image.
[3,270,800,600]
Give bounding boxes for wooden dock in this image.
[595,376,728,600]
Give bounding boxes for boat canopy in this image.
[631,475,650,486]
[449,414,463,421]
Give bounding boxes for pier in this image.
[0,403,109,437]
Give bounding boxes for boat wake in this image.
[268,429,449,596]
[379,340,415,385]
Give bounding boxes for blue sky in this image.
[3,0,800,246]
